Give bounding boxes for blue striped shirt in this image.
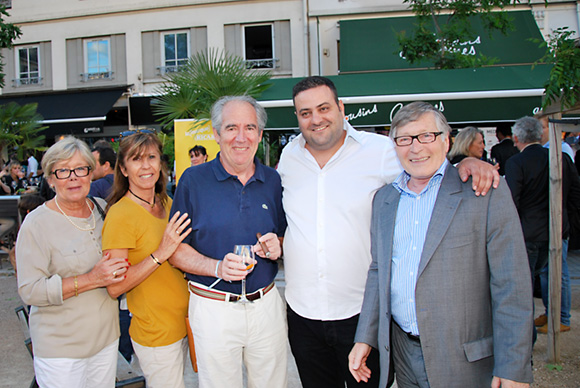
[390,160,448,335]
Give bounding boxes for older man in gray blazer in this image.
[349,102,533,388]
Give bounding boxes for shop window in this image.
[82,38,112,81]
[244,24,274,69]
[160,31,189,74]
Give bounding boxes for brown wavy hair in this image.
[106,132,168,212]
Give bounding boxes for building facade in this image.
[1,0,578,141]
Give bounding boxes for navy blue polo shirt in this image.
[170,153,286,293]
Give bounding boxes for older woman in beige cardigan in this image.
[17,137,128,388]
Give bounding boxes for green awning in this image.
[339,10,546,73]
[259,65,551,129]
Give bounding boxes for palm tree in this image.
[0,102,47,162]
[152,48,272,131]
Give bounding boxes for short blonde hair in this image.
[448,126,483,160]
[41,136,96,175]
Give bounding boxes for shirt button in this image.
[412,246,416,250]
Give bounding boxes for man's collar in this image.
[394,159,449,194]
[211,152,265,183]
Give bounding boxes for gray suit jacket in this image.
[355,164,533,388]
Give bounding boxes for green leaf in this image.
[545,364,563,371]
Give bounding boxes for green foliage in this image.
[533,27,580,110]
[157,131,175,166]
[0,102,47,161]
[545,363,563,371]
[152,48,272,131]
[397,0,518,69]
[0,4,22,88]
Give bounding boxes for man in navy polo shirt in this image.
[169,95,288,388]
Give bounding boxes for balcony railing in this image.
[244,58,278,69]
[157,65,186,75]
[80,71,114,82]
[12,77,43,87]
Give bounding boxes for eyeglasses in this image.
[393,132,443,147]
[119,129,156,139]
[52,166,91,180]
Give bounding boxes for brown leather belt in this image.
[188,281,275,303]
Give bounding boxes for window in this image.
[14,46,41,86]
[0,0,11,9]
[243,24,274,69]
[83,38,112,81]
[161,31,189,74]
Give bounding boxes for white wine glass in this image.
[234,245,255,304]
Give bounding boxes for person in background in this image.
[8,194,46,278]
[102,131,192,388]
[490,123,519,176]
[536,116,578,335]
[2,160,30,194]
[27,152,40,180]
[89,146,116,200]
[537,113,575,159]
[349,101,533,388]
[447,126,486,164]
[16,136,127,388]
[189,145,208,166]
[505,116,580,339]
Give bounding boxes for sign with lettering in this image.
[174,119,220,181]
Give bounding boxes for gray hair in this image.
[512,116,543,144]
[448,126,484,159]
[390,101,451,139]
[41,136,96,175]
[211,95,267,135]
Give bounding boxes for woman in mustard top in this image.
[102,130,191,388]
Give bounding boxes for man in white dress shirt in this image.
[277,76,499,388]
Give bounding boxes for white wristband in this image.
[215,260,221,279]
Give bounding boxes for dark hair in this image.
[107,133,168,212]
[18,194,45,220]
[92,146,117,169]
[495,123,513,138]
[292,76,339,106]
[189,145,207,157]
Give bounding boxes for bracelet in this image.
[214,260,221,279]
[74,276,78,297]
[150,253,162,266]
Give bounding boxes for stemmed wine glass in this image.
[234,245,255,304]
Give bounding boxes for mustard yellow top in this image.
[102,197,189,347]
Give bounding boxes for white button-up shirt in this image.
[278,120,401,320]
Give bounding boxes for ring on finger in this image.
[113,270,117,277]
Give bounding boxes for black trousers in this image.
[287,305,385,388]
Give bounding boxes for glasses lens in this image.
[74,166,90,177]
[418,133,435,143]
[395,137,411,146]
[54,169,71,179]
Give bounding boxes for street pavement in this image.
[2,251,580,387]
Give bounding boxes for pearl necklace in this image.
[54,196,96,231]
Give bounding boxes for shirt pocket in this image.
[51,240,91,275]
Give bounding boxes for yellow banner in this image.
[174,119,220,182]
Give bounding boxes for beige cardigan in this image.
[16,201,119,358]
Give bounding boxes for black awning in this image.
[129,96,158,126]
[0,86,129,134]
